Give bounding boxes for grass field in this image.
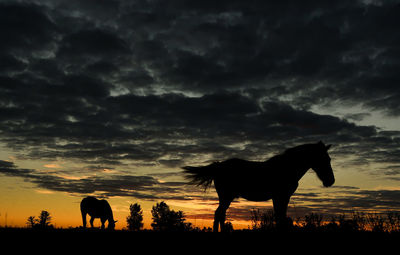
[2,211,398,253]
[1,226,398,253]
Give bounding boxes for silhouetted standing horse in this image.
[80,196,117,230]
[183,141,335,232]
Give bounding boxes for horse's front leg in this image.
[89,217,95,228]
[100,218,106,229]
[81,211,87,228]
[272,195,291,230]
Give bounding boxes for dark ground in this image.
[1,228,398,253]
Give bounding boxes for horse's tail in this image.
[182,163,218,191]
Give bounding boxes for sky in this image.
[1,0,400,229]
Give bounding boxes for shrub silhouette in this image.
[151,201,192,231]
[126,203,143,231]
[387,212,400,232]
[250,209,276,231]
[303,213,323,230]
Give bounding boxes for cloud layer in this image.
[0,159,193,200]
[0,0,400,209]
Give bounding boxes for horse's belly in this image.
[87,210,103,218]
[241,192,272,202]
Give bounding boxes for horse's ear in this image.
[325,144,332,151]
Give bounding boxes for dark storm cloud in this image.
[0,2,57,52]
[113,0,400,114]
[1,86,377,165]
[58,29,130,61]
[1,0,400,192]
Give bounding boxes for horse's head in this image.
[311,141,335,187]
[108,220,117,230]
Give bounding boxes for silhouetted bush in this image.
[224,221,234,232]
[302,213,323,230]
[250,209,293,231]
[250,209,275,231]
[387,212,400,232]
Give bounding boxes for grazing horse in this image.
[80,196,117,230]
[183,141,335,232]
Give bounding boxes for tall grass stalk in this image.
[250,210,400,233]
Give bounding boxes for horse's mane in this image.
[283,144,312,154]
[266,144,313,164]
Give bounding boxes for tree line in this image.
[27,201,214,231]
[26,204,400,232]
[26,210,53,229]
[126,201,215,231]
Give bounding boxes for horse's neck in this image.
[282,152,312,181]
[107,211,114,221]
[296,163,311,181]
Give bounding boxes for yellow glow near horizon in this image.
[1,146,399,230]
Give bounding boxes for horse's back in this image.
[81,196,97,211]
[81,196,110,218]
[217,158,279,178]
[213,157,290,199]
[217,158,264,172]
[99,200,112,214]
[214,159,270,188]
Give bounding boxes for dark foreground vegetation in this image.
[0,226,398,253]
[250,209,400,233]
[2,211,400,253]
[5,205,399,252]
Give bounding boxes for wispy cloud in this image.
[43,163,62,169]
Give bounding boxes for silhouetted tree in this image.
[126,203,143,231]
[26,210,53,229]
[151,201,192,231]
[38,210,52,229]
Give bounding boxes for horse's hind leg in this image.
[213,198,232,232]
